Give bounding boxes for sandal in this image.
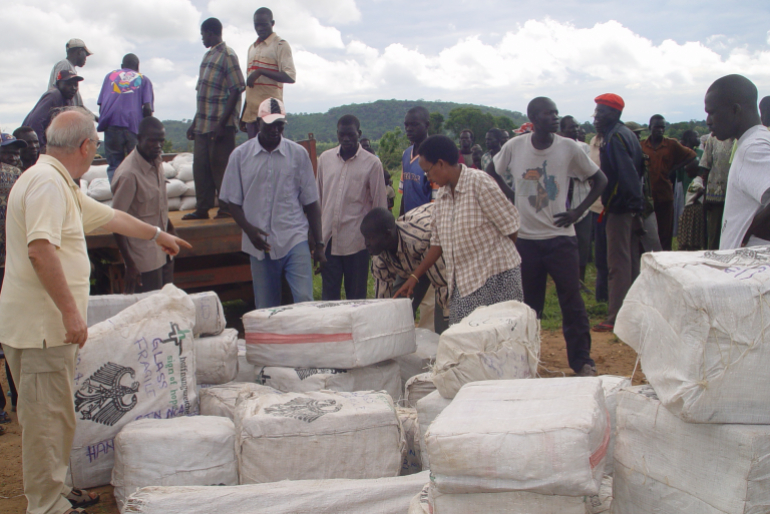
[66,489,100,509]
[181,210,209,221]
[591,322,614,333]
[0,411,10,424]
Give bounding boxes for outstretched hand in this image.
[393,276,418,299]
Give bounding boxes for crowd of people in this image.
[1,7,770,514]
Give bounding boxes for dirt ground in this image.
[0,330,642,514]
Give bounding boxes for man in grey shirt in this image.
[48,39,91,108]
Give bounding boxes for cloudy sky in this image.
[1,0,769,133]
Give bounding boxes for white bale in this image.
[171,153,193,171]
[167,197,181,211]
[615,247,770,424]
[395,328,439,385]
[235,339,256,383]
[124,471,429,514]
[235,388,404,484]
[70,285,198,489]
[427,482,587,514]
[256,360,402,401]
[415,390,452,470]
[193,328,238,385]
[397,407,422,475]
[162,162,177,179]
[199,383,276,420]
[180,196,197,211]
[404,372,436,408]
[177,164,194,182]
[244,299,416,369]
[586,475,613,514]
[183,180,195,197]
[87,291,226,337]
[88,177,113,201]
[407,484,431,514]
[432,301,540,399]
[165,179,187,198]
[112,416,238,511]
[614,385,770,513]
[82,164,108,182]
[427,378,609,496]
[597,375,630,476]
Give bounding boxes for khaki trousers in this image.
[5,344,78,514]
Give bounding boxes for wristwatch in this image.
[150,227,162,242]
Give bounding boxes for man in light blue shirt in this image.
[219,97,325,308]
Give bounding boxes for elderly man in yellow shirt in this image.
[0,107,190,514]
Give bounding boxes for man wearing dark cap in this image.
[591,93,645,333]
[0,134,27,170]
[12,127,40,171]
[705,74,770,249]
[97,53,155,182]
[23,70,83,153]
[48,39,91,108]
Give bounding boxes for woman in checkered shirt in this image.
[395,135,523,325]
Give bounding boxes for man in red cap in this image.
[591,93,645,332]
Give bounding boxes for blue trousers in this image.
[104,126,137,183]
[250,242,314,309]
[321,244,370,300]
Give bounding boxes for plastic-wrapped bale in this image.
[615,247,770,424]
[183,180,195,197]
[193,328,238,385]
[199,383,277,420]
[124,470,429,514]
[613,385,770,514]
[432,301,539,399]
[82,164,108,182]
[404,373,436,408]
[427,482,587,514]
[167,197,181,211]
[112,416,238,511]
[244,299,416,369]
[597,375,630,476]
[88,178,113,201]
[162,162,177,179]
[395,328,439,386]
[407,483,431,514]
[397,407,422,475]
[166,179,187,198]
[256,360,402,401]
[586,475,613,514]
[415,390,452,470]
[235,339,256,382]
[69,285,198,489]
[180,196,197,211]
[171,153,194,182]
[426,378,609,496]
[235,388,404,484]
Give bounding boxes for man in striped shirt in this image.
[361,204,449,334]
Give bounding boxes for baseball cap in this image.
[594,93,625,112]
[56,70,84,82]
[258,98,287,125]
[0,133,28,149]
[66,38,93,56]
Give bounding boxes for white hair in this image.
[46,107,96,151]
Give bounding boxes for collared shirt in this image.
[194,42,246,135]
[242,33,296,123]
[317,145,388,256]
[640,136,696,203]
[97,68,154,134]
[48,59,83,107]
[0,163,22,266]
[219,136,318,260]
[22,89,73,149]
[700,135,734,203]
[720,125,770,250]
[111,149,169,273]
[371,203,449,311]
[0,155,114,349]
[430,165,522,298]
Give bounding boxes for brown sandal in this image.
[66,489,100,509]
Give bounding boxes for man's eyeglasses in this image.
[83,138,102,149]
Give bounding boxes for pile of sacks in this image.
[613,247,770,513]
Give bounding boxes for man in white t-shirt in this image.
[494,97,607,377]
[704,74,770,249]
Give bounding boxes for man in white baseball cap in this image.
[48,39,92,107]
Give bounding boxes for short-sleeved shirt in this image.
[317,145,388,256]
[0,155,114,349]
[493,134,599,240]
[640,137,697,203]
[97,68,154,134]
[0,163,22,266]
[399,145,437,213]
[111,149,169,273]
[22,89,72,149]
[194,42,246,135]
[242,33,296,123]
[371,203,449,311]
[700,135,735,203]
[430,165,522,298]
[720,125,770,250]
[219,136,318,260]
[48,59,84,107]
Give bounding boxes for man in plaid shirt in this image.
[184,17,246,220]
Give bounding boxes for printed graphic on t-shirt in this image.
[109,70,143,94]
[517,159,559,212]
